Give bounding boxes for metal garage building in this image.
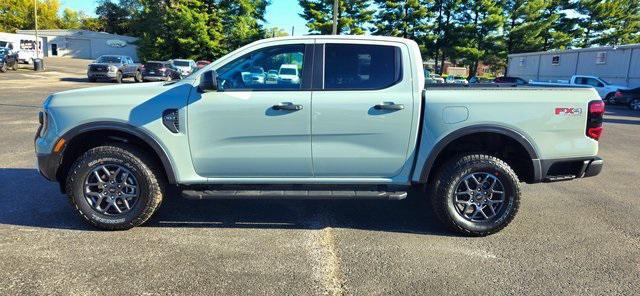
[15,29,139,61]
[507,44,640,88]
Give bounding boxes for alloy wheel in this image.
[453,172,506,222]
[84,164,139,215]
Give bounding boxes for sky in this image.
[59,0,309,35]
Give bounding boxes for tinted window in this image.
[174,61,190,67]
[216,44,305,91]
[324,44,402,90]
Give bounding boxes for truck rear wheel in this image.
[430,154,520,236]
[65,144,165,230]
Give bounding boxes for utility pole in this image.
[34,0,39,59]
[332,0,338,35]
[291,26,295,36]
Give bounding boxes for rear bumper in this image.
[533,156,603,183]
[143,75,167,81]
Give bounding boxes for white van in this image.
[0,32,43,64]
[278,64,300,84]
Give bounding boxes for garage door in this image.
[66,38,91,59]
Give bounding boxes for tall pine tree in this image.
[372,0,432,39]
[299,0,374,35]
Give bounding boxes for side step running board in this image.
[181,189,407,200]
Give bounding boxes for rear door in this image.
[311,41,415,177]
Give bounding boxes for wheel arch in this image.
[418,125,540,184]
[56,122,177,191]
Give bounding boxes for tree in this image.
[219,0,270,53]
[0,0,61,32]
[264,27,289,38]
[455,0,504,78]
[59,8,82,29]
[96,0,138,35]
[503,0,548,54]
[299,0,374,35]
[372,0,432,39]
[539,0,576,51]
[576,0,640,47]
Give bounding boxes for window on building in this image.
[551,55,560,65]
[324,44,402,90]
[596,52,607,64]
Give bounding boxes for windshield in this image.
[280,68,296,75]
[173,61,190,67]
[97,56,121,63]
[0,48,8,56]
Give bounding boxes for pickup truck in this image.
[532,75,628,104]
[87,55,142,83]
[35,36,604,236]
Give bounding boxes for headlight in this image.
[109,65,117,72]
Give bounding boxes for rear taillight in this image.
[587,100,605,140]
[614,91,623,97]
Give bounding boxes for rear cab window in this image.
[323,44,402,90]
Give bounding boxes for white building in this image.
[16,29,139,61]
[507,44,640,88]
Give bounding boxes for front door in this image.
[311,42,415,178]
[188,43,313,177]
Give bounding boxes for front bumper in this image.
[533,156,603,182]
[88,71,117,79]
[143,75,168,81]
[37,152,60,182]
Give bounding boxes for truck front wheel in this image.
[65,144,165,230]
[431,154,520,236]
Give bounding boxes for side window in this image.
[324,44,402,90]
[575,77,586,85]
[586,78,604,87]
[216,44,305,91]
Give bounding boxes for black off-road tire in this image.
[65,144,165,230]
[88,76,97,82]
[0,62,6,73]
[430,154,520,236]
[134,70,143,82]
[115,71,123,83]
[604,93,616,105]
[11,62,18,71]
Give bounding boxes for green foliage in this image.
[372,0,433,39]
[59,8,82,29]
[298,0,374,34]
[0,0,61,32]
[264,27,290,38]
[96,0,138,35]
[576,0,640,47]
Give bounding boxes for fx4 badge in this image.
[555,107,583,116]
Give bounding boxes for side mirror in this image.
[199,70,218,92]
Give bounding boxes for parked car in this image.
[87,55,142,83]
[265,69,279,84]
[494,76,528,85]
[0,48,18,72]
[277,64,300,84]
[446,75,468,84]
[141,61,182,82]
[614,87,640,111]
[170,59,197,76]
[196,60,211,68]
[36,36,603,236]
[428,74,445,84]
[532,75,628,103]
[247,66,266,84]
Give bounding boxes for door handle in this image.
[273,102,303,111]
[374,102,404,111]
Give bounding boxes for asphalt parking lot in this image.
[0,58,638,295]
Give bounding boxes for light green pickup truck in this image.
[35,36,604,236]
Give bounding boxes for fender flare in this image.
[60,121,177,184]
[418,125,540,183]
